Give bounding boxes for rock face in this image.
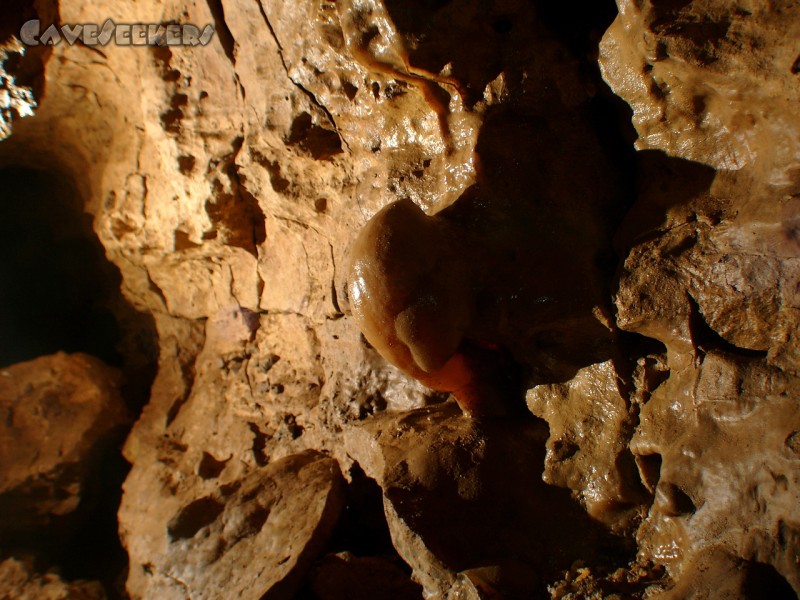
[120,450,345,600]
[0,352,127,546]
[599,0,800,594]
[0,0,797,598]
[345,403,617,598]
[0,557,106,600]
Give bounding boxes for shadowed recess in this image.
[0,167,123,367]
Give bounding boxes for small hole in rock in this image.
[167,497,225,541]
[742,561,797,600]
[198,452,229,480]
[551,439,579,461]
[174,230,200,250]
[656,482,696,516]
[286,112,343,159]
[248,422,270,466]
[343,81,358,100]
[785,431,800,456]
[177,154,196,175]
[636,453,662,494]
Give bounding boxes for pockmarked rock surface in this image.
[600,0,800,596]
[120,450,345,600]
[0,352,127,544]
[0,0,798,597]
[526,360,651,533]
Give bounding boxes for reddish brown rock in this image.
[0,352,127,544]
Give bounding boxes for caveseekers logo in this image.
[20,19,216,47]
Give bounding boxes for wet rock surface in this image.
[0,0,797,598]
[345,403,624,598]
[600,0,800,594]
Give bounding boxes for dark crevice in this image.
[635,454,662,495]
[205,136,267,256]
[286,112,343,160]
[656,482,696,517]
[257,2,350,153]
[167,497,225,541]
[0,167,160,381]
[533,0,618,59]
[248,422,270,466]
[323,462,397,557]
[688,296,769,359]
[0,165,158,600]
[198,452,230,479]
[295,461,422,597]
[165,389,191,427]
[205,0,237,64]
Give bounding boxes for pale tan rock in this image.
[0,557,106,600]
[0,352,127,542]
[121,450,344,600]
[145,244,260,320]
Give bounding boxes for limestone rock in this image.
[0,557,106,600]
[526,360,647,532]
[631,350,800,592]
[0,352,127,544]
[345,403,613,598]
[599,0,800,178]
[1,0,799,597]
[600,1,800,595]
[120,450,344,600]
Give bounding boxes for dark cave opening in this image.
[0,165,158,598]
[0,167,122,368]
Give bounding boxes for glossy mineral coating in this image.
[346,182,619,417]
[0,0,798,598]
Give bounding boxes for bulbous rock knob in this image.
[347,198,520,417]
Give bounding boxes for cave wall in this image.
[0,0,798,598]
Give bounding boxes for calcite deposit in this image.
[0,0,798,598]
